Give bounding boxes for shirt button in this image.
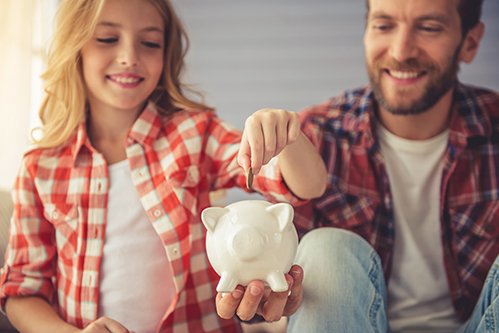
[153,209,162,217]
[52,211,59,220]
[172,248,179,255]
[92,226,100,238]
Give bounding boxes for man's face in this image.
[364,0,465,115]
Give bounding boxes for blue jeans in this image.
[288,228,499,333]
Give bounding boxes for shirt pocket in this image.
[449,200,499,240]
[167,166,201,217]
[43,203,79,265]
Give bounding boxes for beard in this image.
[367,46,461,115]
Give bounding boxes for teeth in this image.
[389,70,419,79]
[112,76,141,84]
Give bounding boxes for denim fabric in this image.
[288,228,499,333]
[457,258,499,333]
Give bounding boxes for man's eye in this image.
[420,26,443,33]
[373,24,392,31]
[96,37,118,44]
[142,41,161,49]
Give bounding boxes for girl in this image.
[0,0,326,332]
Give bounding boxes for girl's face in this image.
[81,0,165,115]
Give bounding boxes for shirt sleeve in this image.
[203,114,305,205]
[0,157,56,311]
[298,101,331,153]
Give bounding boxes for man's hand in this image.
[215,265,303,322]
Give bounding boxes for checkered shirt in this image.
[0,102,298,332]
[294,83,499,321]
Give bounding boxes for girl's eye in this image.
[142,41,162,49]
[96,37,118,44]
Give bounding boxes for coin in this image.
[246,167,253,189]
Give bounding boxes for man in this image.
[287,0,499,332]
[216,0,497,331]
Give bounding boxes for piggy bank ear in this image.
[201,207,229,232]
[266,203,294,232]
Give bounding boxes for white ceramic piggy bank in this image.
[201,200,298,293]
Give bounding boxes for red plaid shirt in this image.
[0,102,298,332]
[294,83,499,321]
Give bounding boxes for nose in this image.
[389,27,419,62]
[230,228,264,260]
[117,41,139,67]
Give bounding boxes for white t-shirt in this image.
[98,160,175,333]
[377,124,461,333]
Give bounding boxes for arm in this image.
[278,131,327,199]
[6,296,78,333]
[238,108,327,199]
[6,297,132,333]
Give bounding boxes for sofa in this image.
[0,189,17,332]
[0,189,285,333]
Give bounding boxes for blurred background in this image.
[1,0,498,201]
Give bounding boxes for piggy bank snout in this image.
[229,227,265,261]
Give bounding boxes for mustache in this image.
[379,58,435,72]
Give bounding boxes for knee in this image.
[296,227,375,265]
[294,228,384,310]
[295,227,382,289]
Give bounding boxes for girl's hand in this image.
[79,317,133,333]
[238,108,301,176]
[215,264,304,322]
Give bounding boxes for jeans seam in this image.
[368,251,383,333]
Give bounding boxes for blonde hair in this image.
[35,0,208,148]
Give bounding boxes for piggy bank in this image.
[201,200,298,293]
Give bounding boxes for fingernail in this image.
[250,285,262,296]
[290,269,302,279]
[232,289,243,299]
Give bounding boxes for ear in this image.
[201,207,228,233]
[266,203,294,232]
[459,22,485,64]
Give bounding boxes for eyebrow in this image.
[368,11,451,25]
[97,21,164,33]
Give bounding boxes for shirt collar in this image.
[448,83,493,149]
[70,101,163,165]
[127,101,163,147]
[350,83,492,150]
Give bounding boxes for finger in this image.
[235,281,265,321]
[237,130,251,172]
[244,116,264,175]
[215,287,245,320]
[258,275,293,322]
[284,265,304,316]
[274,111,290,155]
[94,317,129,333]
[259,113,277,166]
[287,112,301,144]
